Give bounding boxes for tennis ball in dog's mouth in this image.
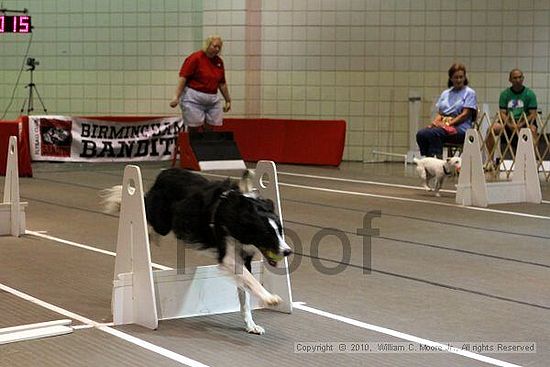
[264,250,284,262]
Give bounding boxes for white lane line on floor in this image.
[99,325,210,367]
[282,182,550,220]
[72,324,104,330]
[279,171,550,205]
[25,230,171,270]
[279,171,455,193]
[203,172,550,220]
[0,283,210,367]
[25,231,524,367]
[293,302,521,367]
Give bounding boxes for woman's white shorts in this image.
[179,87,223,127]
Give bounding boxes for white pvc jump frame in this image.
[456,128,542,207]
[1,136,27,237]
[112,161,292,329]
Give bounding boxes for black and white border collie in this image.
[101,168,292,334]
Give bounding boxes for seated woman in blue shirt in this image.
[416,63,477,158]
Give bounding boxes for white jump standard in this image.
[110,161,292,334]
[456,128,542,207]
[0,136,27,237]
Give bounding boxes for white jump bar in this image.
[0,319,73,345]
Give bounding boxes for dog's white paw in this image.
[423,185,431,191]
[246,324,265,335]
[435,192,441,197]
[263,294,282,306]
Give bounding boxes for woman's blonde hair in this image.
[202,35,223,52]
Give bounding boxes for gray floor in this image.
[1,160,549,367]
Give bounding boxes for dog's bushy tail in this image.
[99,185,123,214]
[413,157,420,165]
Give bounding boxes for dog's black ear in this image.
[251,197,275,214]
[237,193,254,208]
[264,198,275,212]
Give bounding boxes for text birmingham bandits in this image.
[78,120,185,159]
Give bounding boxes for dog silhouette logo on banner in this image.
[39,118,73,157]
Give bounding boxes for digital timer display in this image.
[0,15,32,33]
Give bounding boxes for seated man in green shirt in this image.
[486,69,538,161]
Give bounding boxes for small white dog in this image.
[413,156,461,196]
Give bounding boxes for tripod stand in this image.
[20,61,48,115]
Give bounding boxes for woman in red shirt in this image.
[170,35,231,131]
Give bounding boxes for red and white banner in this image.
[28,115,184,162]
